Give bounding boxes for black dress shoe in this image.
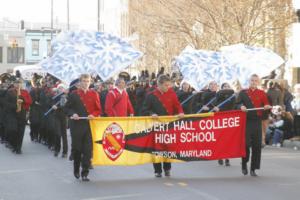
[74,169,80,179]
[74,172,80,179]
[16,150,22,154]
[225,159,230,167]
[242,163,248,175]
[82,176,90,182]
[218,160,224,165]
[242,168,248,175]
[250,170,258,177]
[69,154,74,161]
[154,173,162,178]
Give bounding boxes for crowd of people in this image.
[0,67,300,181]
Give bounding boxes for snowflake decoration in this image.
[176,49,234,91]
[39,30,143,83]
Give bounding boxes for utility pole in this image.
[67,0,70,30]
[51,0,53,41]
[97,0,100,31]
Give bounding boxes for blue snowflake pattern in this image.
[176,49,235,91]
[39,31,143,84]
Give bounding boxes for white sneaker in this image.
[276,143,281,148]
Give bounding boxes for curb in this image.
[282,139,300,151]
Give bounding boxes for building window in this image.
[32,39,39,56]
[47,40,51,56]
[7,47,25,63]
[0,47,2,63]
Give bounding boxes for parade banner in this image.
[90,111,246,166]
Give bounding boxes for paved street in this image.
[1,128,300,200]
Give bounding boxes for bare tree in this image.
[129,0,295,72]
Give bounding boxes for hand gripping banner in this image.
[89,111,246,166]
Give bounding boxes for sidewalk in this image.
[282,137,300,150]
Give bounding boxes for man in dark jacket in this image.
[66,74,102,181]
[142,74,184,178]
[237,74,271,176]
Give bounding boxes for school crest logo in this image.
[102,122,126,161]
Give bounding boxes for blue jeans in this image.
[273,129,283,144]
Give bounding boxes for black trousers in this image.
[30,122,41,141]
[242,119,262,170]
[8,120,26,152]
[153,162,171,173]
[294,115,300,137]
[16,122,26,151]
[0,124,5,141]
[72,124,92,177]
[54,114,68,154]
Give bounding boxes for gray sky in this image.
[0,0,122,31]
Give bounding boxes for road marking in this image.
[82,193,143,200]
[164,182,174,186]
[178,182,188,187]
[0,168,44,174]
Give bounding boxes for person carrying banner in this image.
[66,74,102,181]
[213,82,235,166]
[237,74,272,176]
[105,77,134,117]
[142,74,184,178]
[67,78,80,161]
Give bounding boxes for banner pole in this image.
[70,113,215,120]
[70,117,89,120]
[246,107,267,111]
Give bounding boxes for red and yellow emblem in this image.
[102,122,126,161]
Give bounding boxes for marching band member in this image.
[4,79,32,154]
[52,83,68,158]
[66,74,102,182]
[237,74,272,176]
[105,78,134,117]
[176,81,194,114]
[213,82,235,166]
[199,81,219,113]
[142,75,184,177]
